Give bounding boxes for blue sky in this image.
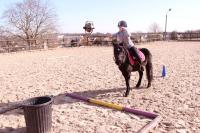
[0,0,200,33]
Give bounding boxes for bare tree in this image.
[3,0,56,48]
[0,26,4,39]
[0,26,10,40]
[148,22,162,33]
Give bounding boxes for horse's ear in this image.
[112,38,118,46]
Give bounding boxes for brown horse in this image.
[113,41,153,97]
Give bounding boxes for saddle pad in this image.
[127,49,145,65]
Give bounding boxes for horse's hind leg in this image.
[136,71,143,88]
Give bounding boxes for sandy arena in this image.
[0,41,200,133]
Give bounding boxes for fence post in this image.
[63,37,65,46]
[61,38,64,47]
[34,40,36,49]
[29,40,31,50]
[7,41,10,53]
[44,39,48,50]
[86,36,89,46]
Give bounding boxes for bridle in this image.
[113,44,128,66]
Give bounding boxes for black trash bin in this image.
[23,96,53,133]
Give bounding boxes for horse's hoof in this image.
[147,83,151,88]
[136,84,140,88]
[123,92,128,97]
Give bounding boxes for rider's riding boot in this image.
[129,46,144,71]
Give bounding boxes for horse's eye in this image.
[117,48,120,52]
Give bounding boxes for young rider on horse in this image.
[112,20,144,71]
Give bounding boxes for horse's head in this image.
[112,40,127,66]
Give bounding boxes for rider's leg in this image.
[129,46,144,71]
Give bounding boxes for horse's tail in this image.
[140,48,153,82]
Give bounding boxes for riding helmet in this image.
[118,20,127,27]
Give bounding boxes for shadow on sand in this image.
[53,85,148,105]
[0,86,148,132]
[53,87,126,105]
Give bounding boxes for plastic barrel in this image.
[23,96,53,133]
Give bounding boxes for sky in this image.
[0,0,200,33]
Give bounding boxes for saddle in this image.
[127,49,145,65]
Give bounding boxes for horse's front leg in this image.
[122,71,131,97]
[136,71,143,88]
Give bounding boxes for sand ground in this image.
[0,41,200,133]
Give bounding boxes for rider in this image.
[113,20,144,71]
